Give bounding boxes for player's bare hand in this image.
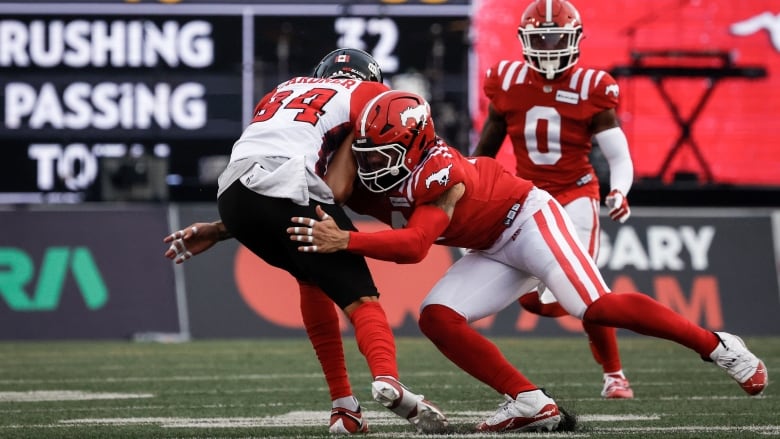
[288,205,349,253]
[163,222,223,263]
[605,189,631,223]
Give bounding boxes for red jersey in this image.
[348,140,534,251]
[483,60,619,204]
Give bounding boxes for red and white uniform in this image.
[348,142,611,321]
[484,60,621,258]
[484,60,619,204]
[218,77,389,205]
[350,141,533,251]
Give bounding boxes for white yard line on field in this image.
[55,411,658,428]
[0,391,153,402]
[0,411,775,437]
[0,373,326,385]
[595,425,780,434]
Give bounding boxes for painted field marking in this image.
[52,411,658,427]
[0,411,775,437]
[596,426,780,434]
[0,391,153,402]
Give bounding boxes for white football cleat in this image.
[710,332,768,396]
[476,389,561,432]
[371,376,448,433]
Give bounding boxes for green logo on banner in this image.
[0,247,108,311]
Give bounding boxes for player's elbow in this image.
[395,245,429,264]
[393,237,430,263]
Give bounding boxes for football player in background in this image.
[288,90,767,433]
[473,0,635,399]
[164,48,448,435]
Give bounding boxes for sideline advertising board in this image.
[177,205,780,337]
[0,206,180,339]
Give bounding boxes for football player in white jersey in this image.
[165,48,448,435]
[473,0,635,399]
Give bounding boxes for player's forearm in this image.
[347,228,431,264]
[324,133,357,205]
[346,204,450,264]
[596,127,634,195]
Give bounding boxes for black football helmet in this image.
[312,48,383,82]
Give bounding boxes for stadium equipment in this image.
[710,331,768,396]
[370,376,449,433]
[329,405,368,434]
[476,388,561,432]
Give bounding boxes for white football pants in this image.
[537,195,601,304]
[420,187,611,321]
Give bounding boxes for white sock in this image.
[332,395,359,411]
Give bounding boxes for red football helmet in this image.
[518,0,583,79]
[352,90,435,193]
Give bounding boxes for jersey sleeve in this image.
[589,70,620,112]
[410,145,467,205]
[482,62,504,106]
[346,204,450,264]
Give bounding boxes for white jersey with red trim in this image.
[218,78,389,203]
[483,60,619,202]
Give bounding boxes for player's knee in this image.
[419,304,464,343]
[519,293,569,317]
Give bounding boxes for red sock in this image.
[583,322,622,373]
[583,292,719,357]
[419,304,537,396]
[349,301,398,379]
[299,282,351,399]
[519,292,568,317]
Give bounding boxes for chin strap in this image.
[544,66,556,80]
[539,60,558,79]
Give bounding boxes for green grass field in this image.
[0,336,777,438]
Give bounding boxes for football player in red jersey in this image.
[288,90,767,433]
[473,0,635,399]
[164,49,448,435]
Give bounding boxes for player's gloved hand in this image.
[605,189,631,223]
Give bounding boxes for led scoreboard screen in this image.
[0,2,470,203]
